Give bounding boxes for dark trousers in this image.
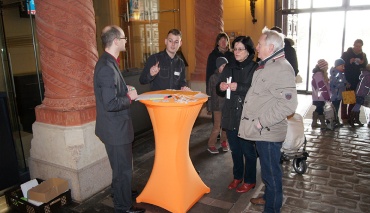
[226,129,257,184]
[341,102,355,120]
[105,143,133,213]
[313,101,325,115]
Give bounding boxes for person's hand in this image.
[350,58,355,64]
[181,86,192,91]
[150,61,160,76]
[229,82,237,91]
[219,82,228,91]
[127,85,138,100]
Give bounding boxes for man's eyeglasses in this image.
[119,37,128,41]
[233,48,246,52]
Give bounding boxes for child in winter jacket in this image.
[206,57,229,154]
[349,64,370,127]
[330,58,349,125]
[311,59,331,129]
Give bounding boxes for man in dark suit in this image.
[94,25,145,213]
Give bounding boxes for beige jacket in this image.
[238,52,298,142]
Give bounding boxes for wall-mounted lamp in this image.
[249,0,257,24]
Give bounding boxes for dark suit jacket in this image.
[94,52,134,145]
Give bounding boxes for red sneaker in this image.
[221,141,229,152]
[207,146,219,154]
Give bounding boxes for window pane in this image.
[350,0,370,6]
[312,0,342,8]
[121,0,180,69]
[308,11,345,91]
[344,10,370,56]
[283,0,311,10]
[294,13,310,91]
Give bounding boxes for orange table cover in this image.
[136,90,210,213]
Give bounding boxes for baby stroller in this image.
[280,113,309,174]
[324,101,336,130]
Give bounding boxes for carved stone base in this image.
[28,121,112,202]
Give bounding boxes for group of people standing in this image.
[205,27,298,212]
[91,23,369,213]
[311,39,370,129]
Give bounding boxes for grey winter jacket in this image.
[238,51,298,142]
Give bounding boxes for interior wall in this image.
[93,0,120,57]
[3,7,35,75]
[223,0,274,49]
[158,0,181,51]
[180,0,195,81]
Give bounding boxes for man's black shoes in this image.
[125,206,145,213]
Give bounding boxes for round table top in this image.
[137,90,208,107]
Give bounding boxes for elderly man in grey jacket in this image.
[238,27,298,213]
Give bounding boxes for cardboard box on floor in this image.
[28,178,69,203]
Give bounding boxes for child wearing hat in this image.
[349,64,370,127]
[206,57,229,154]
[311,59,331,129]
[330,58,349,125]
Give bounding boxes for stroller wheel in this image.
[293,158,307,174]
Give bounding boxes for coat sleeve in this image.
[316,72,330,100]
[259,68,298,128]
[206,52,215,84]
[139,54,157,84]
[97,66,131,112]
[285,46,299,76]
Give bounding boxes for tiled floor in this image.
[1,94,369,213]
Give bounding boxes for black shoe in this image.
[125,206,145,213]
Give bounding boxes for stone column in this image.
[192,0,224,85]
[29,0,111,202]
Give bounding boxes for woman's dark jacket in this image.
[216,55,257,131]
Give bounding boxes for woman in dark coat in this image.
[216,36,258,193]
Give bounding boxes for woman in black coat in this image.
[217,36,258,193]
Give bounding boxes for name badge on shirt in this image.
[174,71,180,76]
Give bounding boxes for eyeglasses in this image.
[233,48,246,52]
[119,37,128,41]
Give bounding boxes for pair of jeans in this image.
[255,141,283,213]
[226,129,257,184]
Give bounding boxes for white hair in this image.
[261,26,284,52]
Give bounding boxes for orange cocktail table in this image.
[136,90,210,213]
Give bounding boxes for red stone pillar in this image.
[34,0,98,126]
[192,0,224,81]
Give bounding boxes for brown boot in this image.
[354,111,364,126]
[311,112,319,128]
